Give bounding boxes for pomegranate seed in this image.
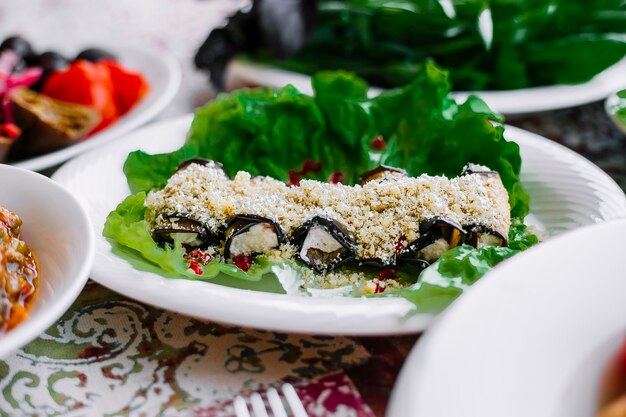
[0,123,21,139]
[371,136,386,150]
[301,160,323,174]
[394,235,407,255]
[232,255,253,272]
[185,249,212,265]
[370,279,387,294]
[287,170,301,186]
[378,269,399,281]
[329,172,344,184]
[188,260,203,275]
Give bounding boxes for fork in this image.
[233,383,309,417]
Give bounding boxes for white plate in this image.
[387,218,626,417]
[51,115,626,335]
[8,46,181,171]
[0,165,94,357]
[228,57,626,115]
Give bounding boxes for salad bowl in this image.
[8,45,180,171]
[0,164,94,357]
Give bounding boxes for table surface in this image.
[1,2,626,416]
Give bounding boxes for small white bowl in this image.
[0,165,94,357]
[387,218,626,417]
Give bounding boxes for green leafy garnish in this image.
[103,193,270,281]
[400,223,538,312]
[612,89,626,128]
[249,0,626,90]
[105,62,538,313]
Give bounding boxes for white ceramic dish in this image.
[8,46,181,171]
[52,115,626,335]
[387,218,626,417]
[228,57,626,115]
[0,165,94,357]
[606,91,626,135]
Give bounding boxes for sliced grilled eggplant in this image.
[223,214,284,259]
[292,216,357,273]
[174,158,229,177]
[462,163,499,177]
[9,87,100,157]
[358,258,392,268]
[465,225,508,248]
[400,217,466,263]
[359,165,407,185]
[152,215,211,248]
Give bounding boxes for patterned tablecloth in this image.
[2,1,626,416]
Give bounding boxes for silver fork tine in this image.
[234,396,252,417]
[250,392,270,417]
[266,387,289,417]
[281,384,308,417]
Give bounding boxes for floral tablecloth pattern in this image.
[0,282,417,416]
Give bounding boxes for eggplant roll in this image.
[152,214,211,248]
[145,161,511,271]
[292,216,357,273]
[224,214,284,258]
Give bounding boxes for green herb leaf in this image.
[103,192,267,281]
[399,222,539,312]
[251,0,626,90]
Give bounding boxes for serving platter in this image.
[52,115,626,335]
[387,218,626,417]
[8,45,181,171]
[228,57,626,115]
[0,165,94,358]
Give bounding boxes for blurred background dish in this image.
[228,57,626,115]
[0,164,93,357]
[606,89,626,135]
[193,0,626,114]
[387,218,626,417]
[7,45,180,171]
[51,116,626,335]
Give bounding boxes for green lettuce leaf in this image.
[103,192,271,282]
[250,0,626,90]
[612,89,626,128]
[108,63,535,312]
[124,144,200,194]
[399,223,538,312]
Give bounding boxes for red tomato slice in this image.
[42,60,119,133]
[101,60,149,114]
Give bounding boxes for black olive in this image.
[359,165,407,185]
[75,48,117,63]
[37,51,70,73]
[29,51,70,91]
[0,36,34,58]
